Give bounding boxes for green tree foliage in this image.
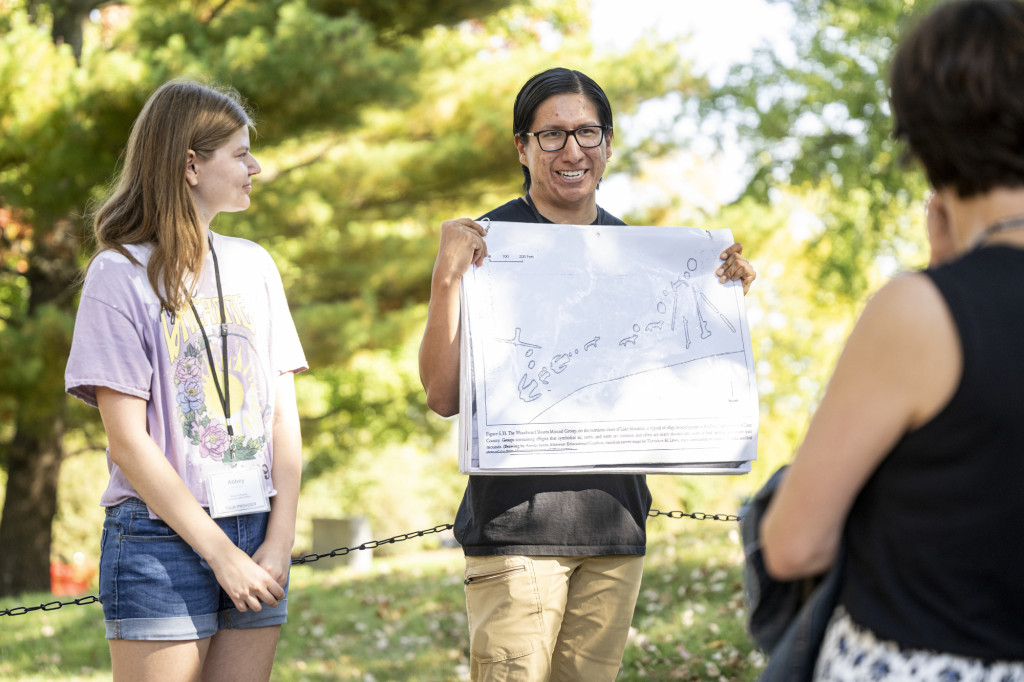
[600,0,942,485]
[683,0,942,481]
[0,0,698,594]
[705,0,935,304]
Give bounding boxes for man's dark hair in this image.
[512,68,614,192]
[890,0,1024,196]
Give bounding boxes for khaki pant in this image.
[464,554,645,682]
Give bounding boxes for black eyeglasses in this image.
[520,126,609,152]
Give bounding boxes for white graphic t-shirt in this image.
[65,232,307,516]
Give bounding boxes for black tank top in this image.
[840,245,1024,661]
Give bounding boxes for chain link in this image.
[648,508,742,522]
[1,595,99,617]
[2,511,736,616]
[290,523,454,566]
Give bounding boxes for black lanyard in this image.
[188,237,233,446]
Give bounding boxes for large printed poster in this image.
[458,221,758,475]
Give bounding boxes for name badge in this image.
[205,465,271,518]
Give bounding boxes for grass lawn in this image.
[0,519,766,681]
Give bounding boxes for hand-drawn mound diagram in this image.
[476,242,753,427]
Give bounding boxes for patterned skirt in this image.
[814,607,1024,682]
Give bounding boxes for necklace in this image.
[970,214,1024,251]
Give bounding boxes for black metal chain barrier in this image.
[1,510,738,616]
[290,523,454,566]
[648,508,742,522]
[1,595,99,617]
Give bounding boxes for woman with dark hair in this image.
[419,67,756,681]
[759,1,1024,679]
[65,80,306,681]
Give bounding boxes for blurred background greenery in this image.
[1,0,936,603]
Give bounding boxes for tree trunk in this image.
[50,0,105,63]
[0,0,100,599]
[0,214,81,596]
[0,263,74,597]
[0,415,65,596]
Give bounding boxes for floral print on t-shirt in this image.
[170,309,267,467]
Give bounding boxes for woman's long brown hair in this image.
[90,79,253,311]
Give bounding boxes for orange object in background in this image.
[50,552,97,596]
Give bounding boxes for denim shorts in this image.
[99,497,288,640]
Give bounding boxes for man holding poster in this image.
[418,67,756,682]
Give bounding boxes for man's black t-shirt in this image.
[453,197,652,556]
